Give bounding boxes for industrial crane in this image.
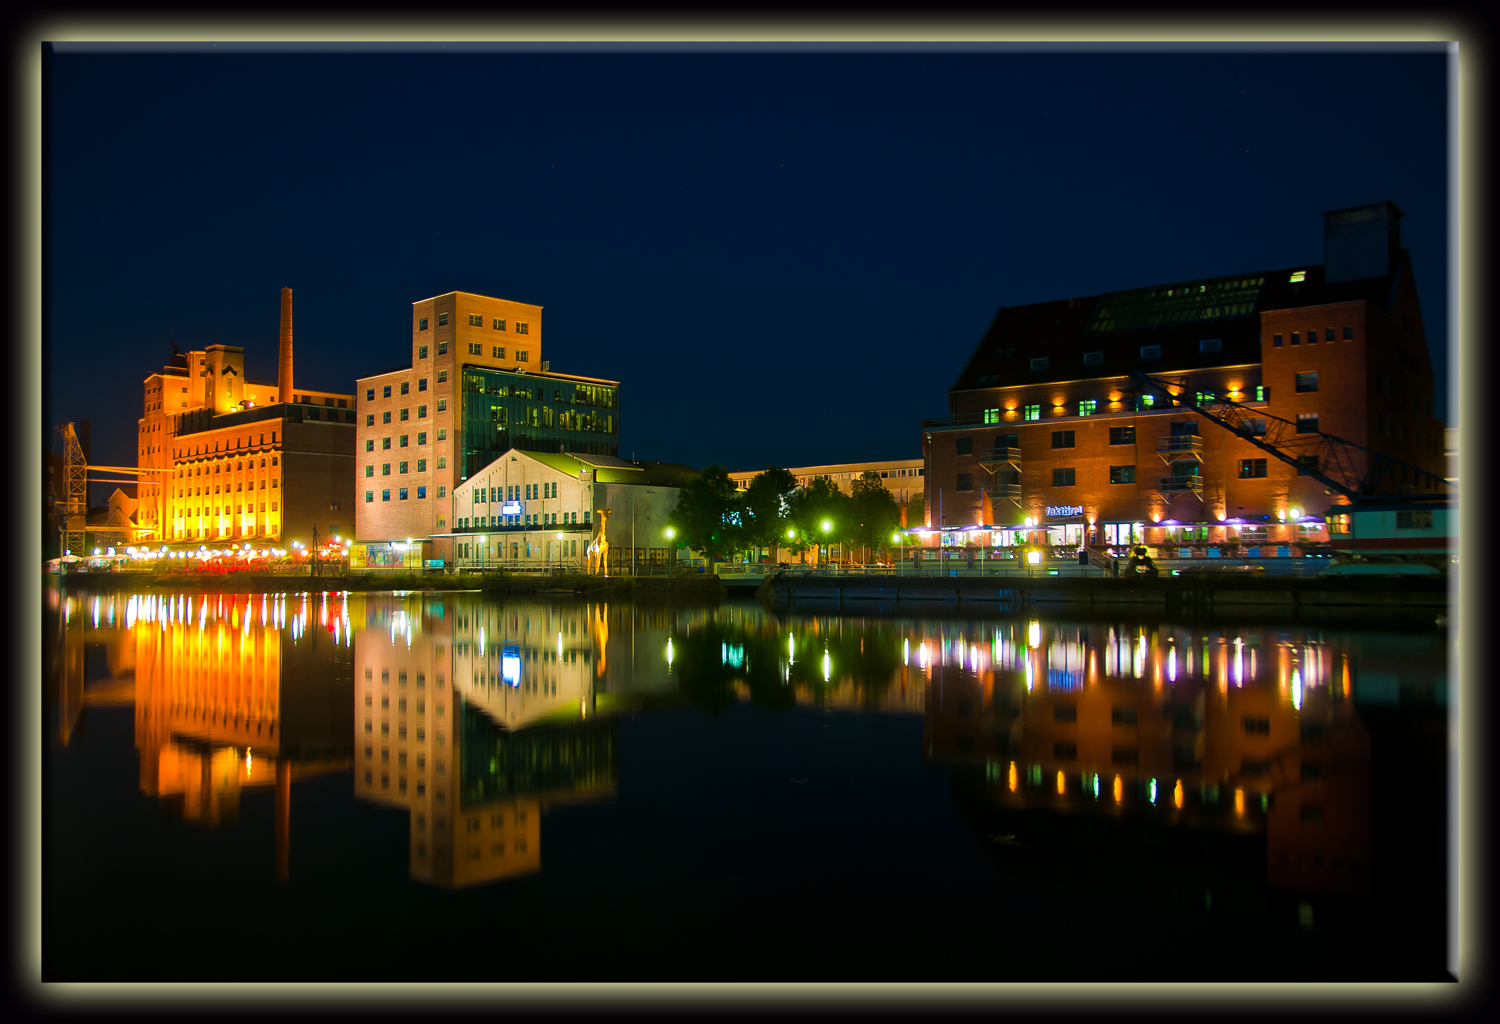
[1126,370,1453,504]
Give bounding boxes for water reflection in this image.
[45,585,1445,910]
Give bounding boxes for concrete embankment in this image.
[761,573,1448,620]
[49,571,727,601]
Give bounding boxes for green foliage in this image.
[743,466,798,559]
[905,490,925,528]
[667,464,746,560]
[848,471,902,560]
[788,476,852,558]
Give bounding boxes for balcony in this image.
[1157,475,1204,497]
[1157,435,1204,464]
[977,446,1022,467]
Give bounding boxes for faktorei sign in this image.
[500,500,522,514]
[1044,505,1084,518]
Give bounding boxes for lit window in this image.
[1109,465,1134,484]
[1289,270,1306,283]
[1239,458,1268,478]
[1078,400,1097,416]
[1296,413,1319,434]
[1024,404,1041,422]
[468,313,482,327]
[983,408,1000,424]
[1295,371,1319,393]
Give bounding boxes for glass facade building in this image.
[459,366,618,480]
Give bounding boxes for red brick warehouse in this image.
[920,201,1447,555]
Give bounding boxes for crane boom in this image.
[1126,371,1453,502]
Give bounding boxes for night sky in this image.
[43,45,1449,496]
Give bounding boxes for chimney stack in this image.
[278,288,294,404]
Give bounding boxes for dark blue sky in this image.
[44,46,1449,485]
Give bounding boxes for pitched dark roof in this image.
[953,262,1398,392]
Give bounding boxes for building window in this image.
[437,370,447,383]
[417,432,427,445]
[1108,426,1134,445]
[417,459,426,472]
[400,408,409,421]
[399,382,408,396]
[438,312,449,326]
[365,465,374,478]
[1239,458,1268,478]
[1083,351,1103,366]
[418,378,427,392]
[1396,510,1434,529]
[1295,371,1319,393]
[1109,465,1135,484]
[366,439,375,452]
[956,473,973,492]
[366,388,375,401]
[1078,400,1097,416]
[1136,394,1155,410]
[438,341,447,355]
[437,399,447,412]
[399,461,408,474]
[493,318,505,331]
[382,464,391,476]
[468,313,482,327]
[418,406,427,418]
[983,408,1000,424]
[1343,326,1353,340]
[399,488,409,500]
[1029,357,1048,371]
[1296,413,1319,434]
[468,342,481,355]
[419,318,429,331]
[382,411,391,425]
[1255,385,1267,401]
[1051,430,1075,449]
[956,437,973,455]
[438,485,446,498]
[1140,345,1161,359]
[517,351,529,362]
[419,345,428,359]
[1296,455,1319,476]
[382,489,390,501]
[1199,338,1221,353]
[366,414,375,426]
[492,346,505,358]
[516,322,529,335]
[382,437,391,450]
[1290,332,1300,346]
[1024,405,1041,422]
[365,491,373,503]
[437,455,446,468]
[1325,328,1336,342]
[1272,334,1282,348]
[1052,468,1076,487]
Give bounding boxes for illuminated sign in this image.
[501,645,522,687]
[500,501,522,515]
[1044,505,1084,517]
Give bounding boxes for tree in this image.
[848,471,902,562]
[787,477,851,563]
[742,466,797,562]
[666,465,745,561]
[904,490,925,529]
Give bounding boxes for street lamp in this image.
[821,519,832,568]
[664,526,676,574]
[478,535,487,572]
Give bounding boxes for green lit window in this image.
[1109,465,1134,484]
[1255,385,1267,401]
[1196,391,1214,404]
[417,459,426,472]
[1137,394,1154,410]
[437,399,447,412]
[1024,404,1041,422]
[983,408,1000,424]
[365,491,373,502]
[1078,400,1097,416]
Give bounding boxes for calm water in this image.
[42,584,1450,981]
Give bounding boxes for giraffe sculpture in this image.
[586,508,611,575]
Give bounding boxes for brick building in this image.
[921,202,1448,554]
[353,291,620,564]
[141,290,357,549]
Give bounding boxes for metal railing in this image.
[1157,476,1204,494]
[977,446,1023,465]
[1157,436,1204,456]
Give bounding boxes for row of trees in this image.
[667,465,922,563]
